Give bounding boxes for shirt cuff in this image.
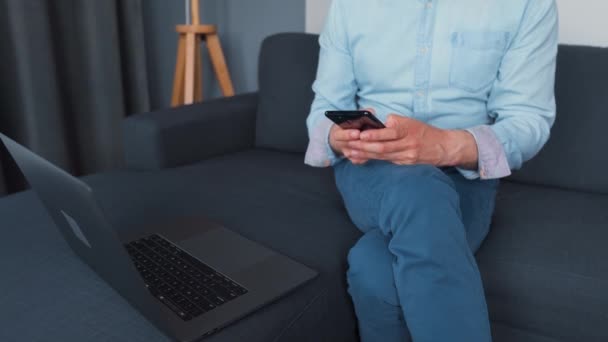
[304,117,343,167]
[457,125,512,180]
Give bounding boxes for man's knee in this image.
[347,230,400,306]
[374,165,470,252]
[380,165,460,220]
[388,165,455,198]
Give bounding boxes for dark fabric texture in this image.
[123,93,258,170]
[509,45,608,194]
[0,0,150,195]
[0,157,5,195]
[0,149,359,342]
[479,182,608,342]
[491,323,562,342]
[3,149,608,341]
[255,33,320,153]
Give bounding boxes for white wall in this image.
[305,0,331,35]
[556,0,608,46]
[305,0,608,47]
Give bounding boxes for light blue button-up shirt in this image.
[304,0,558,179]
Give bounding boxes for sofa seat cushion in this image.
[479,182,608,342]
[0,149,360,342]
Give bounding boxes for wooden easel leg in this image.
[184,32,197,105]
[206,34,235,97]
[171,34,186,107]
[173,0,234,106]
[194,38,203,102]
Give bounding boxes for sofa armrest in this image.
[123,92,258,170]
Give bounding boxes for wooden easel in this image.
[171,0,235,106]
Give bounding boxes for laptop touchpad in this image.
[177,228,274,276]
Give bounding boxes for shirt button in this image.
[420,47,429,54]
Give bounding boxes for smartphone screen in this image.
[325,111,386,131]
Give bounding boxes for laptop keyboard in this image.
[125,234,248,321]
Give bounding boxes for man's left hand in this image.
[343,114,479,169]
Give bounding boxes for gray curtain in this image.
[0,157,6,195]
[0,0,150,195]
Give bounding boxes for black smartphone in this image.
[325,110,386,131]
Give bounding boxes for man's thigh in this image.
[443,168,499,250]
[334,161,499,250]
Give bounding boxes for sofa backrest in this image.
[255,33,319,153]
[509,45,608,194]
[255,33,608,194]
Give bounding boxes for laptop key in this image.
[193,297,216,310]
[158,283,171,293]
[188,307,204,317]
[149,289,192,321]
[209,296,225,306]
[182,302,196,311]
[164,300,191,320]
[173,295,187,305]
[208,283,231,299]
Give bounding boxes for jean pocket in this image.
[449,31,509,93]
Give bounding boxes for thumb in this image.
[385,114,400,128]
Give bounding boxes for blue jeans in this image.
[334,161,499,342]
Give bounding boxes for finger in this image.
[347,149,384,160]
[356,150,419,164]
[349,149,412,162]
[347,140,402,154]
[343,149,367,162]
[351,159,369,165]
[385,114,398,128]
[360,128,400,141]
[342,148,352,159]
[334,129,360,141]
[385,114,410,128]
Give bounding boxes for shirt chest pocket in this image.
[449,31,509,93]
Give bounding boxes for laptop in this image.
[0,133,317,341]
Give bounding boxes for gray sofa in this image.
[1,33,607,342]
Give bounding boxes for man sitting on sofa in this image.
[305,0,558,341]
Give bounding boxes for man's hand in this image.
[344,114,479,169]
[329,124,370,165]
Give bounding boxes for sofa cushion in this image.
[0,149,360,342]
[255,34,319,153]
[478,181,608,342]
[509,45,608,194]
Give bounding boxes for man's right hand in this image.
[329,124,368,165]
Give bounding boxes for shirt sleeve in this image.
[486,0,559,172]
[457,125,512,180]
[304,0,357,168]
